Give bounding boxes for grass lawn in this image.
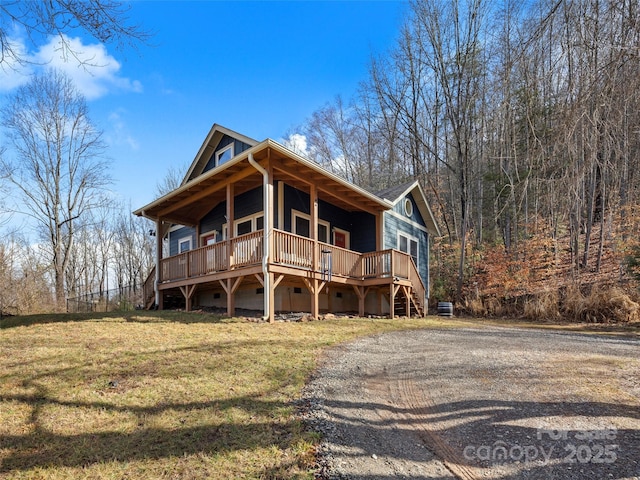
[0,311,459,479]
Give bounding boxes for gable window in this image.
[404,198,413,217]
[178,237,192,253]
[216,144,234,166]
[398,232,418,266]
[292,210,330,243]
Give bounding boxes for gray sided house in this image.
[135,124,441,322]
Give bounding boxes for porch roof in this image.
[133,139,392,226]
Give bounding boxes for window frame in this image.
[291,209,330,243]
[404,197,413,217]
[397,231,418,266]
[223,211,264,237]
[333,227,350,249]
[178,237,192,253]
[215,143,234,166]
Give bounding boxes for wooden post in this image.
[227,183,234,267]
[404,285,411,317]
[268,272,275,323]
[376,211,383,251]
[180,285,196,312]
[155,219,163,310]
[310,183,318,273]
[352,285,367,317]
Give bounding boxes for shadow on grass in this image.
[0,392,299,474]
[0,310,235,329]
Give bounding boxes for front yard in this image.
[0,312,444,479]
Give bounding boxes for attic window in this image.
[216,144,234,166]
[404,198,413,217]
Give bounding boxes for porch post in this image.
[267,162,275,323]
[155,218,163,310]
[226,183,234,266]
[310,183,318,272]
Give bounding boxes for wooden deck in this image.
[145,229,426,317]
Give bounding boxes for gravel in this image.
[300,325,640,479]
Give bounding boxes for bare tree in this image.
[1,69,110,310]
[0,0,149,68]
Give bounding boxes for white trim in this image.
[397,231,419,265]
[234,211,264,236]
[216,143,234,166]
[200,229,218,246]
[292,209,330,243]
[178,237,192,253]
[404,198,413,217]
[333,227,350,249]
[385,209,430,234]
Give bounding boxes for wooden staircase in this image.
[393,285,425,317]
[143,267,156,310]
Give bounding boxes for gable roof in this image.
[181,124,258,184]
[377,180,441,237]
[134,123,440,238]
[134,137,392,226]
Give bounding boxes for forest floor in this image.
[302,324,640,479]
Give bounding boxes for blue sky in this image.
[0,1,408,211]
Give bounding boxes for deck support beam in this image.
[389,283,401,318]
[219,276,243,317]
[402,285,411,317]
[352,285,370,317]
[179,284,197,312]
[303,278,326,319]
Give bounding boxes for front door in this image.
[334,230,347,249]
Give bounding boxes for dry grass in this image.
[563,285,640,323]
[0,311,454,479]
[522,289,561,320]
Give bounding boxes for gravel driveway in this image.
[302,325,640,479]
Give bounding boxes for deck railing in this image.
[159,228,426,308]
[272,229,313,269]
[160,231,263,282]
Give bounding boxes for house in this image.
[134,124,441,322]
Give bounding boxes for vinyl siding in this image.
[169,227,196,256]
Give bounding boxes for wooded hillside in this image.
[293,0,640,321]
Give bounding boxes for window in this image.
[404,198,413,217]
[216,144,234,166]
[178,237,192,253]
[292,210,330,243]
[318,223,328,243]
[227,212,264,237]
[398,232,418,266]
[236,219,252,236]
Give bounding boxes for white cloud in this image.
[0,34,142,100]
[106,110,140,151]
[32,35,142,100]
[0,38,34,92]
[282,133,310,157]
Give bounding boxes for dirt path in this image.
[302,325,640,479]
